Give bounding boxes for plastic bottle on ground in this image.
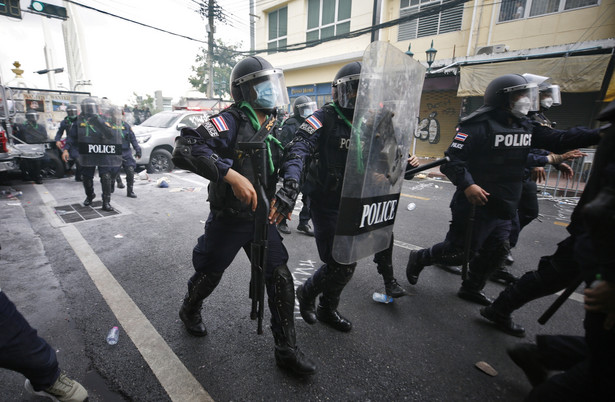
[106,326,119,345]
[372,292,394,304]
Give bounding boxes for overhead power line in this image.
[64,0,207,44]
[229,0,473,55]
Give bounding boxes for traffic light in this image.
[0,0,22,19]
[29,0,67,20]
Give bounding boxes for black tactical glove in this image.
[135,151,142,158]
[274,179,300,218]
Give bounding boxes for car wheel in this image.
[147,149,174,173]
[43,150,65,178]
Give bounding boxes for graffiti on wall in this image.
[414,111,440,144]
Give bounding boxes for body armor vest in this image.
[208,106,281,219]
[304,104,350,207]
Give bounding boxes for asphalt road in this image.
[0,170,584,401]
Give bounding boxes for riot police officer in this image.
[15,111,48,184]
[277,95,317,236]
[405,74,601,312]
[172,56,316,376]
[62,97,121,212]
[109,107,141,198]
[269,62,407,335]
[55,104,80,181]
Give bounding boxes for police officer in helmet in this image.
[406,74,601,318]
[15,110,48,184]
[63,97,119,212]
[172,56,316,376]
[55,104,81,181]
[269,61,408,335]
[277,95,317,236]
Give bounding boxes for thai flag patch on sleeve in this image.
[306,115,322,131]
[454,132,468,142]
[211,116,229,133]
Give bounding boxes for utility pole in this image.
[249,0,255,53]
[207,0,215,98]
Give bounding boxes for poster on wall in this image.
[25,99,45,113]
[52,99,70,111]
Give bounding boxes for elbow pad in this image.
[172,136,220,182]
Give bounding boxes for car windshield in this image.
[139,112,179,128]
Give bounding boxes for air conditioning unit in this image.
[475,44,508,56]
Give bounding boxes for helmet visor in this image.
[334,74,360,109]
[503,82,539,112]
[543,85,561,106]
[296,101,317,118]
[235,69,289,111]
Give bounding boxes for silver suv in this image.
[133,110,209,173]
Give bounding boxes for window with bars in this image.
[268,6,288,53]
[499,0,599,22]
[306,0,351,42]
[397,0,463,41]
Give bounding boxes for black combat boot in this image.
[458,241,510,306]
[377,263,407,298]
[480,305,525,337]
[296,264,330,324]
[116,174,125,189]
[489,265,519,285]
[179,272,223,337]
[125,166,137,198]
[100,173,114,212]
[82,177,96,206]
[406,249,430,285]
[315,264,355,332]
[270,265,316,375]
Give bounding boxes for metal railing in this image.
[538,148,595,205]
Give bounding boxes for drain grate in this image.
[54,201,120,223]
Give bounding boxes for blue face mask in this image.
[254,81,277,109]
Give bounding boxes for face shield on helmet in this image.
[294,100,317,119]
[501,82,539,118]
[333,73,360,110]
[66,105,78,119]
[81,97,99,116]
[26,111,38,123]
[540,84,561,109]
[233,69,289,112]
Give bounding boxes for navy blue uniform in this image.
[419,109,600,296]
[182,104,291,335]
[54,118,72,143]
[64,115,115,178]
[113,122,141,170]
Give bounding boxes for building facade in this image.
[253,0,615,157]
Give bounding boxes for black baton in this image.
[538,274,584,325]
[462,204,476,281]
[404,156,450,176]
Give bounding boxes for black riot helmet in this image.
[81,97,99,116]
[26,111,38,123]
[484,74,539,118]
[522,73,561,109]
[332,61,362,110]
[292,95,317,119]
[229,56,289,113]
[66,104,78,119]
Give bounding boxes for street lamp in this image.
[35,67,64,74]
[425,40,437,73]
[73,80,91,91]
[405,43,414,58]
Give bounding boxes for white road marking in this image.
[34,184,213,402]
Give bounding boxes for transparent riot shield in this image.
[77,102,122,167]
[332,41,426,264]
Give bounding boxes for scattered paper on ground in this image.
[114,234,124,239]
[475,361,498,377]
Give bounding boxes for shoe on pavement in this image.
[457,286,493,306]
[316,306,352,332]
[296,222,314,236]
[480,306,525,337]
[385,278,407,298]
[489,267,519,285]
[507,343,549,387]
[406,250,426,285]
[25,372,88,402]
[505,251,514,265]
[277,221,291,234]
